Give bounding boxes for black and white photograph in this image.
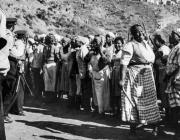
[0,0,180,140]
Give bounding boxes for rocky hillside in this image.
[0,0,180,41]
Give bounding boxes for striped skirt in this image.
[165,76,180,108]
[59,62,69,93]
[122,66,161,124]
[111,66,121,96]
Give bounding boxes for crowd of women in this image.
[25,24,180,138]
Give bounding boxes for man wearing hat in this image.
[8,30,27,116]
[2,18,25,123]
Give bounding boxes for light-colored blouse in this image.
[120,40,155,66]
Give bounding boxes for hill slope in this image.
[0,0,180,40]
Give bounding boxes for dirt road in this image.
[5,96,179,140]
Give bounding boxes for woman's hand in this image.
[119,80,124,89]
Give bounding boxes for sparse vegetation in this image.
[0,0,180,40]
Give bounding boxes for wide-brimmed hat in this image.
[76,36,89,45]
[6,18,17,26]
[14,30,27,39]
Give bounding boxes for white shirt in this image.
[10,39,25,57]
[158,45,170,57]
[121,40,155,65]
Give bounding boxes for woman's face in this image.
[106,36,111,44]
[115,40,123,51]
[133,26,144,42]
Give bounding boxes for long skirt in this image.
[81,75,92,110]
[59,62,69,93]
[92,78,98,106]
[92,66,111,113]
[122,65,161,124]
[55,61,62,93]
[31,67,43,97]
[166,76,180,108]
[43,62,57,92]
[157,67,169,108]
[69,76,77,96]
[76,74,82,96]
[68,75,82,96]
[111,66,121,96]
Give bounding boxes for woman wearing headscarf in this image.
[110,36,124,117]
[68,37,79,109]
[103,33,115,60]
[59,38,71,97]
[76,36,92,111]
[119,24,161,136]
[88,35,111,117]
[165,31,180,137]
[43,33,59,102]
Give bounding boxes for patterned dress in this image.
[166,43,180,108]
[59,47,70,93]
[120,40,161,124]
[155,45,170,108]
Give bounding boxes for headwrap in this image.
[61,37,71,44]
[106,32,115,39]
[76,36,90,45]
[114,36,124,44]
[54,34,63,42]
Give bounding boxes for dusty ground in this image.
[4,95,180,140]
